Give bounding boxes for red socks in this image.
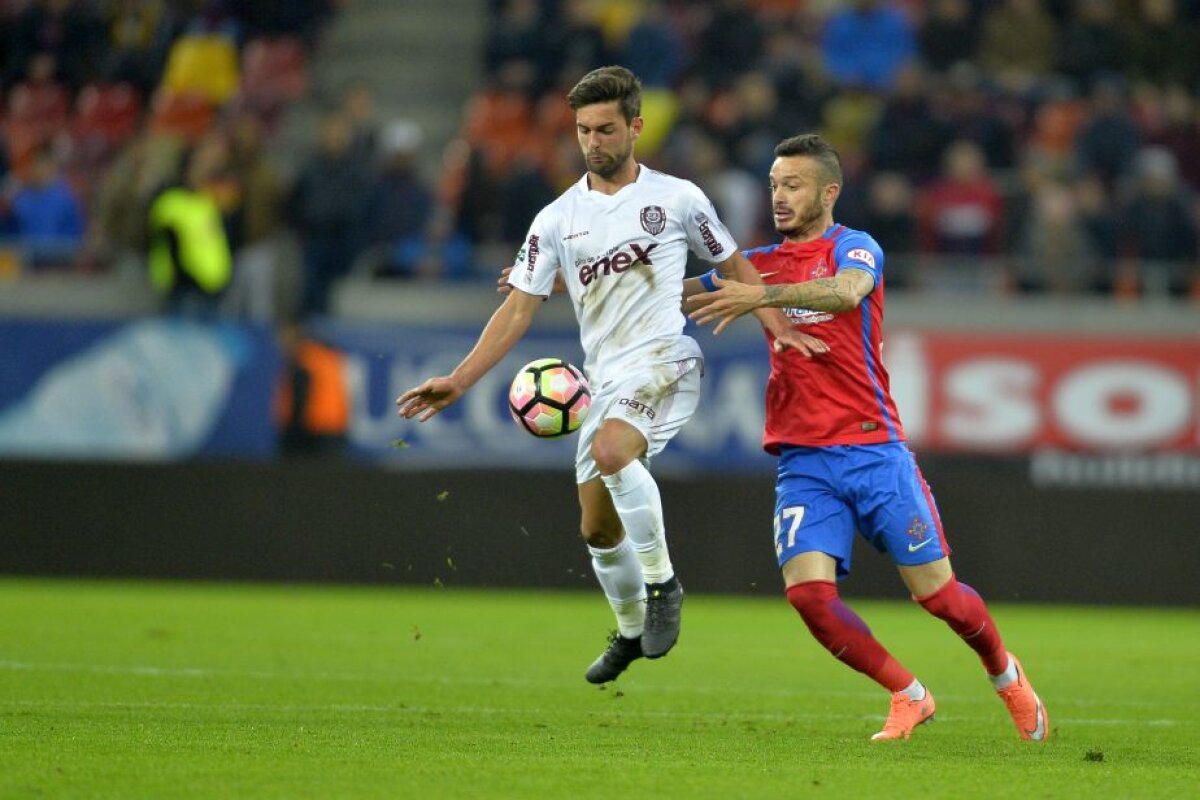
[916,576,1009,676]
[786,580,913,693]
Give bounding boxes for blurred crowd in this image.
[1,0,1198,320]
[440,0,1200,298]
[0,0,353,320]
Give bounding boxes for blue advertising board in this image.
[0,319,279,460]
[310,319,777,474]
[0,317,776,471]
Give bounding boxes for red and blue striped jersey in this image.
[745,223,905,452]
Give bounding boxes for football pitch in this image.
[1,579,1196,799]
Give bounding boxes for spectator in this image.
[867,62,952,183]
[497,152,556,246]
[1073,173,1119,272]
[357,120,436,275]
[919,0,979,73]
[339,79,379,164]
[1115,147,1199,297]
[463,60,537,179]
[1025,77,1089,173]
[862,171,918,263]
[698,72,784,176]
[275,322,349,457]
[978,0,1058,93]
[223,114,295,322]
[89,133,183,264]
[159,25,241,106]
[391,206,476,282]
[5,0,105,92]
[1124,0,1200,89]
[620,0,684,88]
[287,110,370,315]
[758,26,825,135]
[1055,0,1125,92]
[697,0,765,85]
[147,135,234,316]
[1147,86,1200,191]
[728,71,788,175]
[100,0,176,96]
[917,139,1005,256]
[1073,77,1141,187]
[687,129,765,247]
[818,85,883,164]
[484,0,553,85]
[820,0,916,91]
[1012,179,1104,294]
[546,0,610,82]
[4,52,70,173]
[933,64,1018,171]
[5,144,85,265]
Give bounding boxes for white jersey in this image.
[507,166,738,382]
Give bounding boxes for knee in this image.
[786,580,873,655]
[590,438,634,477]
[581,519,623,549]
[916,575,978,622]
[786,580,839,625]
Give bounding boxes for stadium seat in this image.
[239,36,310,113]
[161,34,241,105]
[3,82,71,173]
[6,82,71,132]
[73,84,142,147]
[149,90,216,141]
[464,88,532,175]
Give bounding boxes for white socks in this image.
[989,654,1019,690]
[601,460,674,585]
[901,679,927,701]
[588,538,646,639]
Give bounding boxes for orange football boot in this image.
[997,653,1050,742]
[871,689,936,741]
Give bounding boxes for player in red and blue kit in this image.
[686,134,1050,742]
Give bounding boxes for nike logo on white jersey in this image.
[907,538,934,553]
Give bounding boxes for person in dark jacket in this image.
[287,110,370,315]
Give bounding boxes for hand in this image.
[396,376,465,422]
[685,274,767,335]
[772,329,829,358]
[497,266,514,295]
[497,265,567,295]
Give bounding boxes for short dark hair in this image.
[567,66,641,122]
[774,134,842,185]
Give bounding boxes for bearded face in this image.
[576,101,640,181]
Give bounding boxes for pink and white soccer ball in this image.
[508,358,591,437]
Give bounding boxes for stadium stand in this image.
[0,1,1196,315]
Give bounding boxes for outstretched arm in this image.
[686,252,828,356]
[396,288,543,421]
[498,265,566,295]
[714,251,793,338]
[687,268,875,334]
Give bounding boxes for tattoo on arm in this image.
[762,277,859,312]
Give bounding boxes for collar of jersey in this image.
[576,164,645,199]
[778,223,841,250]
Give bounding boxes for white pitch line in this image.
[0,698,1185,728]
[1,660,1194,720]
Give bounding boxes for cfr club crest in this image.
[639,205,666,235]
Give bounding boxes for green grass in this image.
[1,579,1197,799]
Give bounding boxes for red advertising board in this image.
[885,331,1200,453]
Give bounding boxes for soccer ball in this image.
[508,358,591,437]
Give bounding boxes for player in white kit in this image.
[397,66,813,683]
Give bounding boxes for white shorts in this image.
[575,358,703,484]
